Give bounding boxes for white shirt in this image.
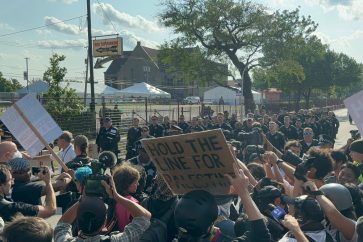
[57,144,76,173]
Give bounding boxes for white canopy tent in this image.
[116,82,171,99]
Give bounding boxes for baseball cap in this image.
[350,139,363,154]
[9,158,30,172]
[77,197,107,235]
[74,166,93,183]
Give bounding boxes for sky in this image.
[0,0,362,86]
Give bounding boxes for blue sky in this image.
[0,0,362,85]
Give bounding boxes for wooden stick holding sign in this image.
[13,104,68,172]
[141,129,236,195]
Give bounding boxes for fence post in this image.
[177,100,180,123]
[145,97,148,125]
[101,96,106,120]
[189,106,192,121]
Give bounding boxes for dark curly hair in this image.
[307,147,333,179]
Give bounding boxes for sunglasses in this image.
[142,130,148,132]
[303,132,313,136]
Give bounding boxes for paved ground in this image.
[333,108,356,148]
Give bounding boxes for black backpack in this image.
[139,198,177,242]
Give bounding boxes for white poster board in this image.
[0,94,63,156]
[344,90,363,135]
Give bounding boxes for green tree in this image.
[158,42,229,87]
[43,54,84,116]
[0,72,23,92]
[159,0,316,111]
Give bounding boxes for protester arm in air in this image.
[304,181,356,240]
[36,167,57,218]
[226,163,272,242]
[281,215,309,242]
[102,175,151,219]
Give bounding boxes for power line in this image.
[0,14,87,38]
[95,0,119,34]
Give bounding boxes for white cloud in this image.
[92,3,162,32]
[44,16,81,35]
[37,39,87,49]
[0,22,14,31]
[48,0,79,4]
[315,30,363,50]
[305,0,363,20]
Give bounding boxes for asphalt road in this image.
[45,108,355,228]
[333,108,356,148]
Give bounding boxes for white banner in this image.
[344,90,363,135]
[0,94,63,156]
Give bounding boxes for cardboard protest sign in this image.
[344,91,363,135]
[141,129,236,195]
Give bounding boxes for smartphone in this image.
[271,207,286,222]
[32,167,46,176]
[32,167,41,175]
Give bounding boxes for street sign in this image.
[93,37,123,57]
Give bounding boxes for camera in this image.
[281,150,303,166]
[350,130,360,140]
[245,145,265,163]
[293,157,316,182]
[83,151,117,200]
[32,167,46,176]
[237,127,263,146]
[245,145,265,155]
[84,175,110,199]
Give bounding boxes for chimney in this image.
[137,41,141,46]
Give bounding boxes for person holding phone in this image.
[9,157,71,206]
[0,164,56,221]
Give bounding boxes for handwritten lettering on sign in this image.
[141,129,235,195]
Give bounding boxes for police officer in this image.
[96,117,120,157]
[148,115,164,137]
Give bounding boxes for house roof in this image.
[104,51,132,75]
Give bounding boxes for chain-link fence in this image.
[0,92,344,158]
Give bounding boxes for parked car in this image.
[183,96,201,104]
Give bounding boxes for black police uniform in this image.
[96,126,120,156]
[149,124,164,137]
[279,125,298,140]
[125,127,142,160]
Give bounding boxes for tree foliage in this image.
[158,41,229,87]
[254,35,363,108]
[43,53,84,116]
[0,72,23,92]
[159,0,316,111]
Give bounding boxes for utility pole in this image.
[84,57,89,106]
[25,57,29,93]
[87,0,95,112]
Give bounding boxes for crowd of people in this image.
[1,105,363,242]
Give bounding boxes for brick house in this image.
[104,41,227,99]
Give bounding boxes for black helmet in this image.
[174,190,218,237]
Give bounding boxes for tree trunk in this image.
[304,88,311,109]
[225,51,255,113]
